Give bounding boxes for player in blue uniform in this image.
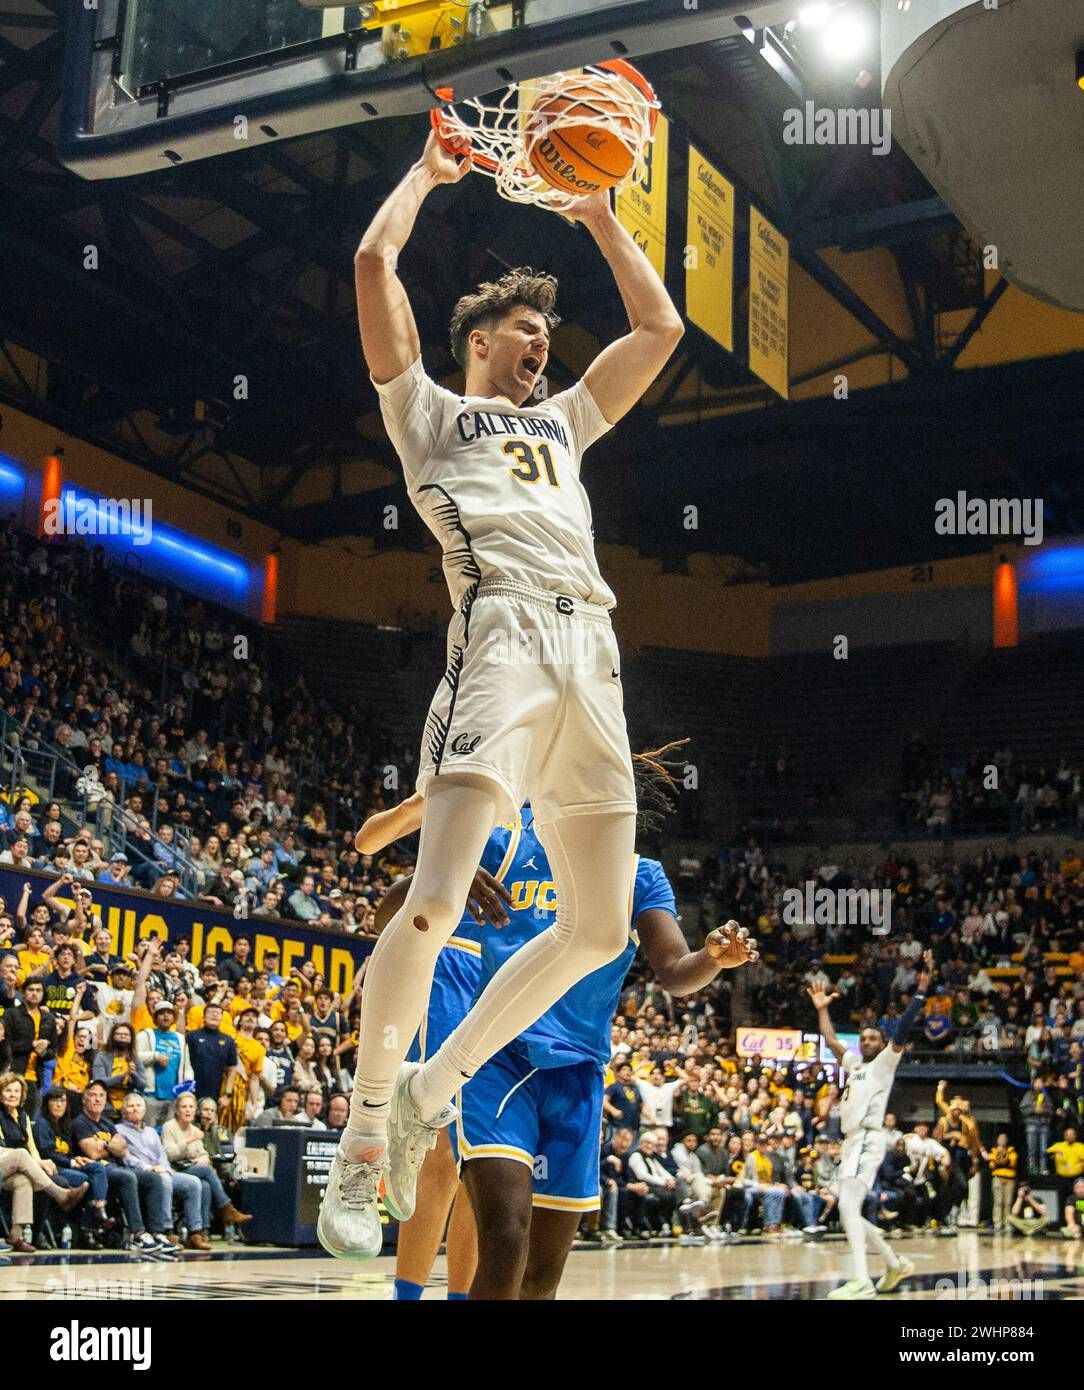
[354,793,513,1300]
[362,747,757,1299]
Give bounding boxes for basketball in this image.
[525,61,656,197]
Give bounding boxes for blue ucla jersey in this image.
[476,807,676,1069]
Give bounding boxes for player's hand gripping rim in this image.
[423,126,473,185]
[704,921,758,969]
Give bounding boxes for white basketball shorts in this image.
[833,1129,887,1193]
[416,578,636,827]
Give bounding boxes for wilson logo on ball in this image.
[532,139,601,192]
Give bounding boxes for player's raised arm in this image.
[355,130,472,384]
[638,913,758,996]
[889,950,932,1054]
[562,189,684,425]
[808,986,846,1064]
[355,792,425,854]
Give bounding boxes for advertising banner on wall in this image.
[0,868,374,997]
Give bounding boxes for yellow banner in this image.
[616,113,669,280]
[748,205,790,399]
[686,145,734,352]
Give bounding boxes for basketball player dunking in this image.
[319,127,684,1258]
[807,949,935,1299]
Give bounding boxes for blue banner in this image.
[0,868,374,997]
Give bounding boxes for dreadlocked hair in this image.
[449,267,560,369]
[632,739,690,833]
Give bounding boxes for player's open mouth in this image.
[522,354,542,377]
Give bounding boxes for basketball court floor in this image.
[2,1232,1080,1301]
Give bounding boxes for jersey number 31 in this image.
[505,440,560,487]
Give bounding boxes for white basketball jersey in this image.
[840,1043,901,1134]
[374,357,616,610]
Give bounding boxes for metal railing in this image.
[2,730,60,808]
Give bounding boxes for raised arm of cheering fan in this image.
[355,130,472,384]
[561,189,684,425]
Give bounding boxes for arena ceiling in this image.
[1,0,1083,585]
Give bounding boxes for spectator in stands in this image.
[0,1072,87,1250]
[186,1003,238,1109]
[116,1093,204,1249]
[161,1092,250,1238]
[923,997,953,1051]
[135,999,191,1127]
[218,936,256,988]
[1047,1125,1084,1217]
[91,1021,142,1118]
[254,1085,305,1127]
[603,1062,645,1140]
[286,874,321,922]
[675,1068,720,1141]
[598,1127,634,1242]
[97,852,132,886]
[292,1034,320,1095]
[985,1132,1018,1232]
[4,977,58,1117]
[33,1088,113,1240]
[0,837,32,869]
[301,1089,326,1128]
[1062,1177,1084,1240]
[1006,1183,1049,1236]
[638,1065,687,1144]
[739,1132,786,1236]
[627,1131,678,1238]
[936,1083,983,1226]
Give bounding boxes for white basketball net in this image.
[431,63,659,211]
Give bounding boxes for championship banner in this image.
[686,144,734,352]
[735,1025,802,1061]
[0,868,374,997]
[616,112,669,280]
[748,204,790,399]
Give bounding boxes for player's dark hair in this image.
[450,267,561,369]
[632,738,689,833]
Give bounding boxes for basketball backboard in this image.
[59,0,771,180]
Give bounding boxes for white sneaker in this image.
[317,1148,386,1260]
[129,1233,177,1259]
[826,1278,876,1300]
[876,1256,915,1293]
[384,1062,456,1223]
